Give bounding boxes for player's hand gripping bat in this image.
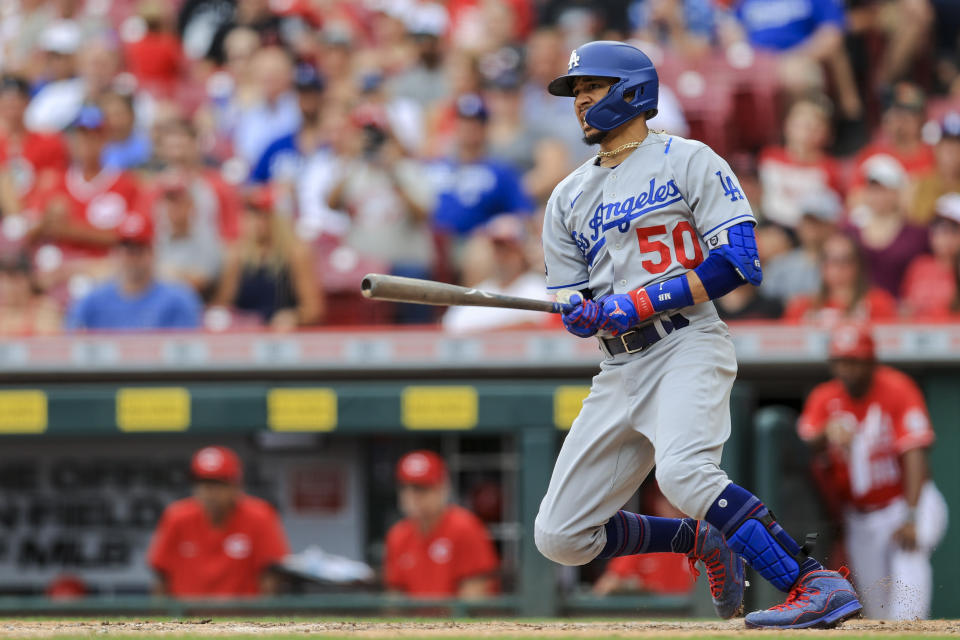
[360,273,574,314]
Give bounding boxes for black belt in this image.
[600,313,689,355]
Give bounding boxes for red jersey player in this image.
[384,450,499,597]
[798,324,948,620]
[25,105,140,262]
[148,446,290,597]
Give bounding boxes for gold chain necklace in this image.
[596,141,644,158]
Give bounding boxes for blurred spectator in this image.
[26,106,141,261]
[149,445,290,597]
[123,0,183,97]
[0,74,68,212]
[232,46,301,170]
[911,111,960,225]
[0,250,61,335]
[798,324,947,620]
[852,83,936,187]
[100,91,152,170]
[384,450,499,598]
[66,211,202,331]
[722,0,862,121]
[22,19,83,132]
[593,482,696,596]
[154,117,241,240]
[152,173,222,295]
[486,70,571,204]
[430,94,533,237]
[759,94,844,230]
[521,28,589,163]
[849,154,929,296]
[783,232,898,325]
[442,215,551,333]
[385,19,450,110]
[250,62,324,184]
[327,108,436,321]
[212,187,322,331]
[901,193,960,318]
[761,191,841,304]
[248,60,341,241]
[629,0,716,58]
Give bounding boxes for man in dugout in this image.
[384,450,499,598]
[148,445,290,597]
[798,324,948,619]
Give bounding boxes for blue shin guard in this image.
[727,517,800,592]
[706,484,822,593]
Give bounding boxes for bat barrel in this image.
[360,273,569,314]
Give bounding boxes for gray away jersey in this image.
[542,132,755,326]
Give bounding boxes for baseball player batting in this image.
[535,41,862,628]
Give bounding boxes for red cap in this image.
[829,324,876,360]
[117,211,153,245]
[396,450,447,487]
[191,445,243,484]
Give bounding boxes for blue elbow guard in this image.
[695,222,762,299]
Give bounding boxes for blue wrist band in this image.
[644,275,694,313]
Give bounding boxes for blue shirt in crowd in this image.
[429,159,533,235]
[735,0,845,51]
[101,131,153,170]
[67,280,202,331]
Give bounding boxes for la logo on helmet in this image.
[568,50,580,70]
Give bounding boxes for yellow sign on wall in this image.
[267,388,337,431]
[0,390,47,434]
[554,385,590,430]
[116,388,190,432]
[402,386,477,430]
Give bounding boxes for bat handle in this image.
[553,302,575,314]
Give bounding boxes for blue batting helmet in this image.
[548,41,659,132]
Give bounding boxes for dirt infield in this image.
[0,619,957,639]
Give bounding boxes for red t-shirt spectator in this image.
[759,147,844,229]
[783,288,899,325]
[385,504,499,596]
[901,254,957,318]
[148,495,289,597]
[603,553,696,595]
[797,366,935,511]
[0,131,69,197]
[851,142,936,189]
[28,167,141,257]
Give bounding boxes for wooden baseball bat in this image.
[360,273,573,314]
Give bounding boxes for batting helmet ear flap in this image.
[584,76,659,131]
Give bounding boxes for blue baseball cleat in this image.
[687,521,745,619]
[744,567,862,629]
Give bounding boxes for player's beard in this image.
[582,129,608,145]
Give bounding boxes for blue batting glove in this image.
[602,294,640,334]
[561,294,609,338]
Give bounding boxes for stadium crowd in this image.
[0,0,959,333]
